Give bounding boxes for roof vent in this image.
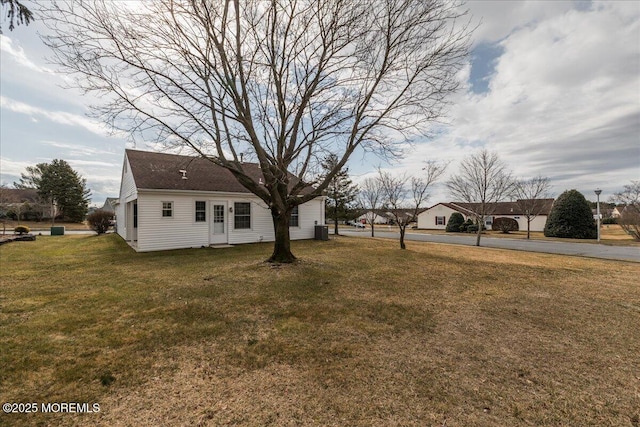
[179,169,188,180]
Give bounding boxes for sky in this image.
[1,0,639,207]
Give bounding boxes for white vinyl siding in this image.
[117,156,138,240]
[417,204,463,230]
[131,192,323,252]
[496,215,547,233]
[289,200,321,240]
[136,193,209,251]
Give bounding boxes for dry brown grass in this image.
[1,234,639,426]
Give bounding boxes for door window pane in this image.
[213,204,225,234]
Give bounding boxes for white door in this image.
[209,201,228,245]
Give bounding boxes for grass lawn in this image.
[1,235,639,426]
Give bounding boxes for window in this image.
[290,205,299,227]
[162,201,173,217]
[234,202,251,229]
[195,201,206,222]
[435,216,446,226]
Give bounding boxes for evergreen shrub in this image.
[544,189,597,239]
[446,212,464,232]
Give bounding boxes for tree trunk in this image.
[526,219,531,239]
[371,222,375,237]
[399,225,407,249]
[334,216,339,236]
[267,209,297,263]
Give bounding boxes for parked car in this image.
[354,222,365,228]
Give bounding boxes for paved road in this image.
[340,229,640,262]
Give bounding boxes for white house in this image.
[116,149,325,252]
[417,200,554,232]
[356,210,391,224]
[612,205,625,218]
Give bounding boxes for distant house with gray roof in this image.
[102,197,118,213]
[417,200,554,232]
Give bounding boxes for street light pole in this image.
[595,188,602,243]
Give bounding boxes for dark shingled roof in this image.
[443,200,555,216]
[126,149,312,194]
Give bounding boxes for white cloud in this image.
[67,159,117,168]
[0,157,33,181]
[0,35,53,73]
[0,96,113,138]
[466,0,576,44]
[40,140,115,158]
[391,1,640,202]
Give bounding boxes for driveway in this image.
[340,229,640,262]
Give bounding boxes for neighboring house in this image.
[612,205,626,218]
[102,197,118,213]
[0,188,47,221]
[356,210,392,224]
[417,200,554,232]
[116,149,325,252]
[387,209,420,225]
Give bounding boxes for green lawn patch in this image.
[1,234,638,426]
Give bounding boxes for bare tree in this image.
[358,177,385,237]
[612,180,640,241]
[514,175,552,239]
[379,161,445,249]
[41,0,471,262]
[446,150,514,246]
